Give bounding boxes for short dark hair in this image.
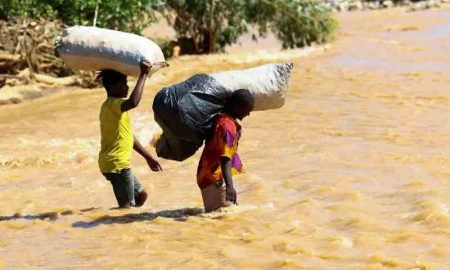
[226,89,255,108]
[97,69,126,90]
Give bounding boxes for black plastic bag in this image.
[152,63,293,161]
[152,74,230,161]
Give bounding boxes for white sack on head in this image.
[55,26,166,76]
[209,63,293,110]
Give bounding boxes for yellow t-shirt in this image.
[98,97,133,173]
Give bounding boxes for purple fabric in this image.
[223,130,235,147]
[231,154,243,170]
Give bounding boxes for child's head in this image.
[97,69,129,98]
[225,89,255,120]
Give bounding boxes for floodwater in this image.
[1,6,450,270]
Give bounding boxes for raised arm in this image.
[121,60,152,112]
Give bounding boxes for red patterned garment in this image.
[197,113,244,189]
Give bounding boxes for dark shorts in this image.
[103,168,144,207]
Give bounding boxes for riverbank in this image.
[1,3,448,106]
[0,5,449,269]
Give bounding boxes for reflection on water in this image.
[1,6,450,270]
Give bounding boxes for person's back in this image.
[197,113,243,189]
[98,61,162,208]
[99,97,133,173]
[197,89,255,212]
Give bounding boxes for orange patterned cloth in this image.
[197,113,244,189]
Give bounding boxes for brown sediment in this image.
[0,5,449,269]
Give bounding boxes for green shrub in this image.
[280,0,338,48]
[0,0,163,34]
[163,0,337,53]
[162,0,249,53]
[0,0,337,53]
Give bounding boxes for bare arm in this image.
[121,60,152,112]
[220,156,237,204]
[134,135,162,171]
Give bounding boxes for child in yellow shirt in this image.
[98,60,162,208]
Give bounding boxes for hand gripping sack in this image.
[153,62,293,161]
[55,26,166,76]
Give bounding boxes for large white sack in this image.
[55,26,166,76]
[209,62,293,110]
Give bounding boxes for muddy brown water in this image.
[1,6,449,269]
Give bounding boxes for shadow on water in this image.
[0,207,100,222]
[72,207,204,229]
